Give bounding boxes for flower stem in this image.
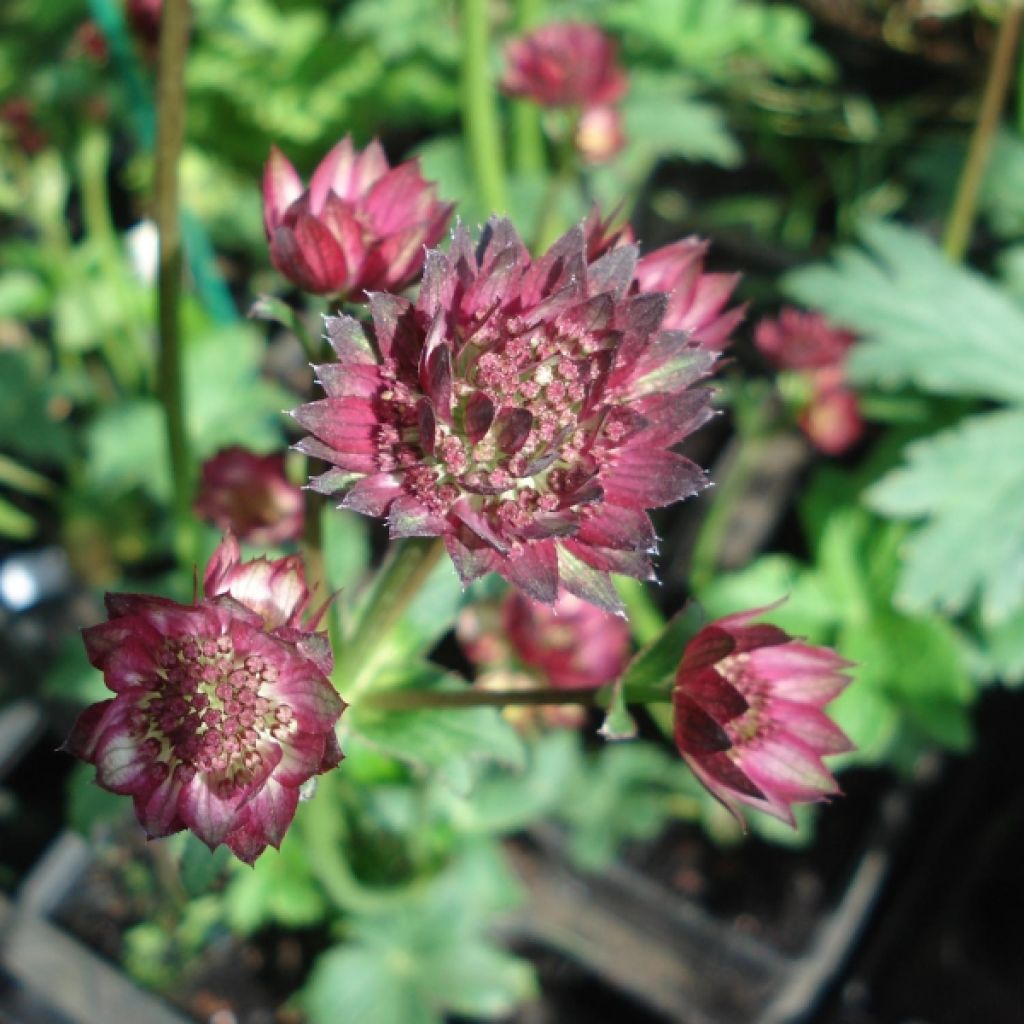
[362,681,670,711]
[943,6,1023,263]
[337,538,446,693]
[460,0,508,212]
[155,0,195,566]
[511,0,546,175]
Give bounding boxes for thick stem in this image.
[155,0,194,564]
[362,681,670,711]
[460,0,508,212]
[337,538,446,692]
[943,7,1023,263]
[510,0,546,174]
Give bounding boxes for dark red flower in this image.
[674,608,853,826]
[295,218,718,612]
[503,590,630,689]
[501,22,627,109]
[262,136,453,298]
[194,447,303,547]
[126,0,163,49]
[0,99,47,156]
[65,535,344,863]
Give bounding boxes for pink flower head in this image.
[754,308,855,371]
[634,239,745,352]
[673,608,854,826]
[262,136,454,298]
[755,309,863,455]
[65,535,345,863]
[503,590,630,689]
[501,22,627,109]
[295,218,719,613]
[194,446,304,547]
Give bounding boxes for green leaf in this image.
[0,495,35,539]
[619,71,741,168]
[347,665,526,795]
[618,603,704,690]
[323,508,370,593]
[0,349,73,464]
[66,763,127,837]
[302,845,534,1024]
[784,220,1024,404]
[840,612,974,751]
[224,833,327,934]
[697,554,838,643]
[866,410,1024,624]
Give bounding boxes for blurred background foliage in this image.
[3,0,1024,1021]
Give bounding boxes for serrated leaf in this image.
[347,665,525,794]
[784,220,1024,404]
[866,409,1024,624]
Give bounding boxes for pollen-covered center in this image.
[132,634,297,797]
[373,309,632,535]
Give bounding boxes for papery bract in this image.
[194,446,303,547]
[503,590,630,689]
[633,239,745,351]
[295,217,719,613]
[501,22,627,109]
[262,136,453,298]
[65,535,344,863]
[673,608,854,826]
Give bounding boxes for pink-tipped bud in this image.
[261,135,453,298]
[673,608,854,826]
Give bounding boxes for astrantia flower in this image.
[262,136,453,298]
[633,239,745,351]
[295,218,718,612]
[755,308,855,371]
[65,535,345,863]
[501,22,627,109]
[503,590,630,689]
[673,608,853,826]
[194,446,303,547]
[755,308,863,455]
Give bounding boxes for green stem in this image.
[614,577,664,645]
[943,6,1023,263]
[531,124,578,252]
[155,0,194,566]
[361,681,670,711]
[689,401,767,594]
[460,0,507,212]
[336,538,446,693]
[511,0,546,175]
